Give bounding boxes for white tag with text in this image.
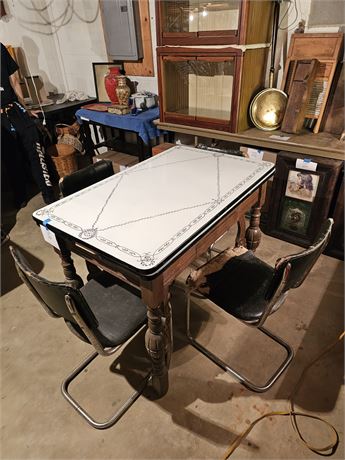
[247,148,264,161]
[269,134,291,141]
[40,225,60,249]
[296,158,318,171]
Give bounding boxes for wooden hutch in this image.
[156,0,274,132]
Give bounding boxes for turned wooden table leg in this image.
[141,278,170,398]
[162,291,173,369]
[245,184,267,251]
[245,205,262,250]
[54,238,84,289]
[235,215,247,247]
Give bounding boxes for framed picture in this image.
[279,198,312,235]
[92,62,124,103]
[264,152,343,247]
[285,170,319,203]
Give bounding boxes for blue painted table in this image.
[76,106,162,161]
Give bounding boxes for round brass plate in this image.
[250,89,288,131]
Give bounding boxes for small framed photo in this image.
[264,152,342,247]
[92,62,124,103]
[279,198,312,235]
[285,170,319,203]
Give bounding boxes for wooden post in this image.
[141,277,171,397]
[245,184,266,251]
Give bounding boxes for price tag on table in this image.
[40,224,60,249]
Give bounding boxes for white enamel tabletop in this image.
[33,145,274,274]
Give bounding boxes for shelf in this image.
[156,121,345,161]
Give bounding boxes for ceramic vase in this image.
[104,67,121,103]
[116,76,131,106]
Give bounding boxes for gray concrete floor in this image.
[1,192,344,459]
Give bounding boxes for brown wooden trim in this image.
[162,32,198,38]
[155,0,164,47]
[162,56,192,62]
[157,46,243,57]
[238,0,249,45]
[230,53,243,132]
[157,48,164,120]
[160,35,240,46]
[197,30,237,37]
[196,56,235,62]
[195,115,231,127]
[141,276,165,308]
[313,63,337,133]
[164,114,231,132]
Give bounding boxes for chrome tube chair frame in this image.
[186,219,333,393]
[61,295,151,430]
[10,246,151,430]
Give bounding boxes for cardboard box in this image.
[93,151,138,173]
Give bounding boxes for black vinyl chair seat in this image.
[206,251,275,323]
[80,272,147,347]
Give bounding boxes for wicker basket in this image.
[57,133,83,153]
[48,143,78,178]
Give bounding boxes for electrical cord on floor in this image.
[222,331,345,459]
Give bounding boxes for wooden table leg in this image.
[235,215,247,247]
[245,205,262,250]
[80,121,95,157]
[137,134,146,162]
[55,238,84,289]
[245,184,267,251]
[141,277,171,398]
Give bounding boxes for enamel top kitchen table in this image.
[33,145,275,397]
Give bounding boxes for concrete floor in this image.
[1,192,344,459]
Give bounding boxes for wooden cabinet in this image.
[155,0,273,46]
[157,46,269,132]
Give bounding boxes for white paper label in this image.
[40,225,60,249]
[269,134,291,141]
[295,158,318,171]
[247,148,264,161]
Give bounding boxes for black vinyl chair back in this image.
[10,246,98,330]
[267,218,334,299]
[59,159,114,197]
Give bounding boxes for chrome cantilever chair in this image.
[10,246,151,429]
[186,218,333,393]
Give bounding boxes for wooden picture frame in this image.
[264,151,342,247]
[92,62,124,103]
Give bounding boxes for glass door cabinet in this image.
[157,47,268,132]
[156,0,273,46]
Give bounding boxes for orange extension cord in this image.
[222,331,345,459]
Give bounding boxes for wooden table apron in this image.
[32,146,273,397]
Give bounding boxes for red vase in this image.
[104,67,121,103]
